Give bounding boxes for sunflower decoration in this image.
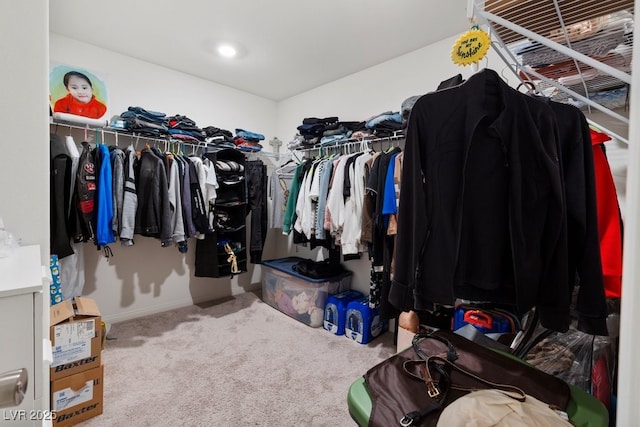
[451,25,491,66]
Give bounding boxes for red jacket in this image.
[590,128,623,298]
[53,93,107,119]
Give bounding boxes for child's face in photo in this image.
[66,75,93,103]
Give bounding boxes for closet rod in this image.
[479,10,632,85]
[291,131,405,155]
[243,151,292,159]
[50,119,215,149]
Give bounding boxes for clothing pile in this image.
[288,114,405,150]
[295,117,370,148]
[167,114,205,142]
[318,123,353,146]
[296,116,339,146]
[364,111,402,137]
[233,128,264,152]
[117,106,169,138]
[291,258,346,280]
[202,125,235,148]
[113,107,267,154]
[286,134,307,150]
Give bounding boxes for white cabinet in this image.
[0,245,46,426]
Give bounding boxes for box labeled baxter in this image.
[50,297,102,380]
[51,364,103,427]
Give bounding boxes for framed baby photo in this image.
[49,63,109,121]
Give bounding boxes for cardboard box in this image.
[51,364,103,427]
[50,297,102,380]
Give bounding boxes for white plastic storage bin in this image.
[261,257,352,327]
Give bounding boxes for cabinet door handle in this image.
[0,368,28,408]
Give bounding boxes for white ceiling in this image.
[49,1,471,101]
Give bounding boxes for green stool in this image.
[348,377,609,427]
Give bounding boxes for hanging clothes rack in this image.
[50,120,294,161]
[51,118,216,154]
[471,0,634,144]
[242,150,292,161]
[290,130,405,158]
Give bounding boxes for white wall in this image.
[0,0,50,416]
[0,1,50,257]
[50,33,278,323]
[277,35,492,141]
[50,34,277,143]
[615,0,640,422]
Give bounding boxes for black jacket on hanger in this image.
[544,99,609,335]
[390,69,607,335]
[134,148,172,246]
[50,134,74,259]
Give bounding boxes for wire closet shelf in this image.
[472,0,634,144]
[50,117,287,159]
[289,130,405,161]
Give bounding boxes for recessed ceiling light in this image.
[217,44,238,58]
[204,39,247,60]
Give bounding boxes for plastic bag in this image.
[524,326,614,409]
[0,217,19,258]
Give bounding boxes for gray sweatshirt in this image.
[120,146,138,245]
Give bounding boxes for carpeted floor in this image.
[77,291,396,426]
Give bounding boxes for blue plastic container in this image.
[344,297,387,344]
[453,306,514,334]
[324,290,364,335]
[261,257,352,327]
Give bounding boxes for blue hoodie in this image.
[96,143,115,247]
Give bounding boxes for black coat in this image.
[545,100,609,335]
[390,69,606,334]
[134,148,172,246]
[50,134,74,258]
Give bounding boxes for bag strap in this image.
[413,332,527,400]
[399,398,442,427]
[399,332,527,426]
[412,332,458,364]
[399,358,452,426]
[426,354,527,401]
